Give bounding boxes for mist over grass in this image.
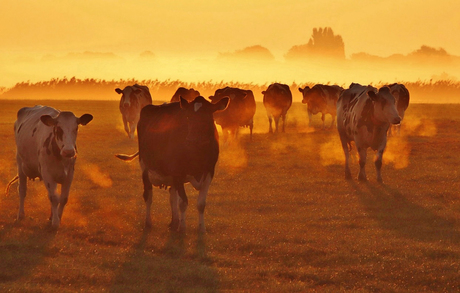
[1,76,460,103]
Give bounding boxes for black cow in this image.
[209,87,256,141]
[116,96,229,233]
[262,83,292,133]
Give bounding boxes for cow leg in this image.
[321,113,325,129]
[308,110,313,127]
[357,147,368,181]
[142,170,153,229]
[375,149,384,183]
[122,115,130,137]
[128,122,136,139]
[58,180,72,223]
[249,121,254,141]
[340,139,352,180]
[274,116,280,133]
[17,163,27,220]
[197,173,212,233]
[281,114,286,132]
[45,180,60,228]
[330,114,336,129]
[174,180,188,233]
[268,115,273,133]
[169,187,180,231]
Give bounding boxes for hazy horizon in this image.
[2,1,460,94]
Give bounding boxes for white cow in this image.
[115,84,152,139]
[6,105,93,228]
[337,83,401,183]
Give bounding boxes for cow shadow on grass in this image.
[351,181,460,244]
[110,229,218,292]
[0,219,57,285]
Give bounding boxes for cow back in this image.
[138,102,219,181]
[263,83,292,116]
[211,87,256,128]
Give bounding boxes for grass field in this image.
[0,100,459,292]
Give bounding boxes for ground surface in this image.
[0,100,459,292]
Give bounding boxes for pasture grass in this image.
[0,100,459,292]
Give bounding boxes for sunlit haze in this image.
[1,0,460,95]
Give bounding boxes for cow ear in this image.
[179,96,190,109]
[115,88,123,94]
[368,91,378,101]
[261,91,266,95]
[78,114,93,126]
[213,97,229,112]
[298,88,303,93]
[40,115,57,126]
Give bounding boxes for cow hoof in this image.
[358,176,368,182]
[377,177,384,184]
[17,213,25,221]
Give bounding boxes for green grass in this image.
[0,100,459,292]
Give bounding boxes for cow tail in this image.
[5,175,19,196]
[115,151,139,162]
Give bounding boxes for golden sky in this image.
[1,0,459,87]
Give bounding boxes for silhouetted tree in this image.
[218,45,275,61]
[409,45,449,57]
[285,27,345,60]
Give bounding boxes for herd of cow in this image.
[5,82,410,231]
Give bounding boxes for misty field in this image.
[0,99,459,292]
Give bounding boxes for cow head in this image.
[40,112,93,158]
[180,96,229,142]
[369,87,401,125]
[116,86,142,108]
[298,86,311,104]
[299,86,325,113]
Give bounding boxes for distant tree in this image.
[285,27,345,60]
[218,45,275,61]
[409,45,449,57]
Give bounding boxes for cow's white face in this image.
[116,86,141,108]
[40,112,93,158]
[370,87,401,125]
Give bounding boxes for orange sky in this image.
[1,0,459,88]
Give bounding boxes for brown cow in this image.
[116,96,229,233]
[299,84,343,129]
[170,87,201,102]
[115,84,152,139]
[262,83,292,133]
[209,87,256,141]
[337,83,401,183]
[386,83,410,135]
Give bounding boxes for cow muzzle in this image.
[61,148,76,158]
[391,116,402,125]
